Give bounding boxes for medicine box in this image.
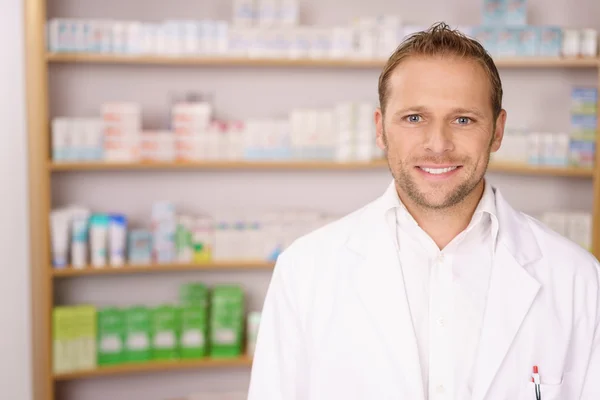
[505,0,527,26]
[124,306,152,363]
[473,27,497,56]
[482,0,505,26]
[180,305,208,359]
[569,140,596,167]
[180,282,209,308]
[571,87,598,115]
[210,285,245,358]
[517,27,538,57]
[176,216,194,263]
[53,306,97,373]
[570,115,597,141]
[496,28,520,57]
[97,308,125,366]
[538,27,562,57]
[151,305,181,360]
[192,217,213,263]
[128,230,153,265]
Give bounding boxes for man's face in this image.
[375,56,506,210]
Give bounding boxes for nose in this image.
[423,124,454,154]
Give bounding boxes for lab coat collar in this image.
[346,182,543,400]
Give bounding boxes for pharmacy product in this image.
[152,202,177,263]
[354,17,377,60]
[517,27,538,57]
[473,27,497,56]
[176,216,194,263]
[210,285,245,358]
[73,305,97,371]
[233,0,255,27]
[151,305,180,360]
[580,29,598,58]
[571,115,597,142]
[141,132,176,162]
[53,307,72,373]
[90,214,110,268]
[571,87,598,116]
[51,209,71,268]
[552,133,570,166]
[192,216,213,263]
[180,283,209,307]
[246,312,261,357]
[108,214,127,267]
[125,306,152,362]
[52,118,70,161]
[496,28,520,57]
[527,132,542,165]
[540,133,554,165]
[70,208,91,269]
[482,0,505,26]
[180,305,208,359]
[562,29,580,58]
[538,27,562,57]
[258,0,277,28]
[82,119,104,160]
[505,0,527,26]
[128,230,153,265]
[569,140,595,167]
[97,308,125,366]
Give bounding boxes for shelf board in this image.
[54,356,253,381]
[52,261,275,277]
[48,160,389,171]
[487,162,594,177]
[47,53,600,68]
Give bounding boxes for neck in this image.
[397,180,486,250]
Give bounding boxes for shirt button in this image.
[436,317,445,327]
[436,384,446,394]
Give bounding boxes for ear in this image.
[375,107,386,150]
[490,109,507,153]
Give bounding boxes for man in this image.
[247,23,600,400]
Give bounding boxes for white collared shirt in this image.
[384,181,499,400]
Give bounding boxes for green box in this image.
[179,283,209,308]
[209,285,245,358]
[124,306,152,363]
[151,305,180,360]
[97,308,125,366]
[180,305,208,359]
[73,305,97,370]
[53,307,73,373]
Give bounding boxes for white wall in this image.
[0,0,32,400]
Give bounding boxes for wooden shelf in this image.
[54,356,253,381]
[48,160,389,171]
[488,162,594,177]
[47,53,600,69]
[52,261,275,277]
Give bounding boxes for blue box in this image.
[571,115,597,141]
[496,28,520,57]
[569,140,596,167]
[482,0,506,26]
[517,27,538,56]
[473,27,498,56]
[505,0,527,26]
[571,87,598,115]
[538,26,562,57]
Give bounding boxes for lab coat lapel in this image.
[471,190,542,400]
[347,197,425,400]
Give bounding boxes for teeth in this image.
[420,166,457,174]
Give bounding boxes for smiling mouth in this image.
[417,166,461,175]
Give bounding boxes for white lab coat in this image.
[247,183,600,400]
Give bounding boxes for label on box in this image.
[538,27,562,57]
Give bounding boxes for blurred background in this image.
[2,0,600,399]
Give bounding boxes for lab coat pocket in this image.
[521,380,564,400]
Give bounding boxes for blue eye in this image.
[406,115,421,123]
[456,117,471,125]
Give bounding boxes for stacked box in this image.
[151,202,177,264]
[53,306,97,374]
[97,307,125,366]
[124,306,152,363]
[570,87,597,168]
[209,285,245,358]
[152,305,181,360]
[180,305,208,359]
[102,103,141,162]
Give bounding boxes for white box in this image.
[309,29,331,59]
[258,0,277,28]
[112,22,127,53]
[562,29,580,58]
[104,135,141,162]
[540,132,555,165]
[330,27,354,59]
[82,119,104,160]
[47,19,62,52]
[278,0,299,26]
[580,29,598,57]
[52,118,71,161]
[126,22,144,54]
[215,21,229,55]
[288,28,311,59]
[232,0,256,27]
[527,132,542,165]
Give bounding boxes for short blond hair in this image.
[378,22,503,119]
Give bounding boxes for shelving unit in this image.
[52,261,275,278]
[54,356,253,381]
[25,1,600,400]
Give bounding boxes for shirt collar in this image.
[381,179,500,246]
